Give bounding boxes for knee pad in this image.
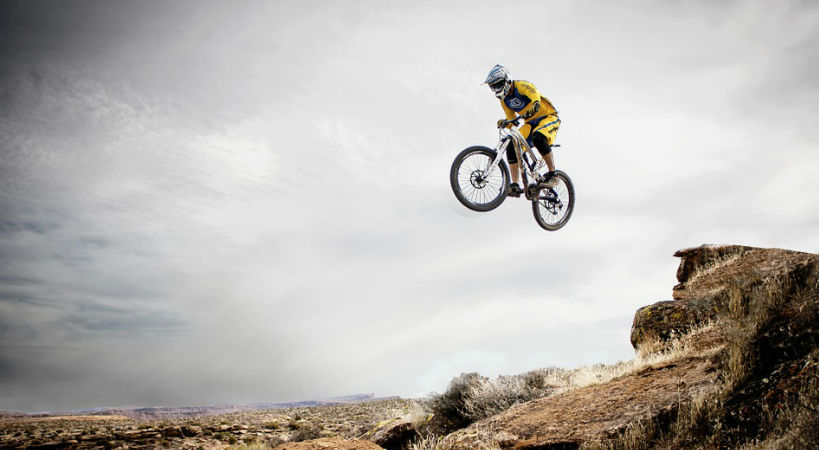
[533,133,552,156]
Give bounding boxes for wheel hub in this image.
[470,170,487,189]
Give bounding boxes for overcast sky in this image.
[1,0,817,413]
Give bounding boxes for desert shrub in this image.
[428,369,566,433]
[215,431,231,441]
[291,424,322,442]
[428,372,484,432]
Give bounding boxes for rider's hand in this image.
[498,117,520,128]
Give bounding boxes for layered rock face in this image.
[631,244,817,350]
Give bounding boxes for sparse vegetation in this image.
[0,398,414,450]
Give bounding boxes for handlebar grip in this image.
[498,117,523,129]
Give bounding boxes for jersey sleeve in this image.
[500,100,516,121]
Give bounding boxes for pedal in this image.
[507,186,523,198]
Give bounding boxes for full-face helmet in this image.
[484,64,511,98]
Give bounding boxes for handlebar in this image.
[498,117,523,129]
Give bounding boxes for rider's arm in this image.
[499,100,516,128]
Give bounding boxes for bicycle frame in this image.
[482,126,543,186]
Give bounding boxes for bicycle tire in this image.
[450,146,510,212]
[531,170,575,231]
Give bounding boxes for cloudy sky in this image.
[1,0,817,413]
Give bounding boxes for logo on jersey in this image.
[508,98,524,109]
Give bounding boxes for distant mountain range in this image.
[23,394,399,419]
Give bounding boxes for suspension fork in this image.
[481,137,511,179]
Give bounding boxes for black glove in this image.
[497,118,518,128]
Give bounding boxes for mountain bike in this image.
[449,117,575,231]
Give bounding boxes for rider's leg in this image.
[506,144,522,196]
[543,151,555,172]
[509,163,521,185]
[533,132,558,187]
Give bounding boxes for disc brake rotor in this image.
[470,170,487,189]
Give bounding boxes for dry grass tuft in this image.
[408,431,451,450]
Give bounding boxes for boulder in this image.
[180,425,202,436]
[363,419,416,450]
[161,426,183,437]
[630,297,720,349]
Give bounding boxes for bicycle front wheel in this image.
[532,170,575,231]
[450,146,510,212]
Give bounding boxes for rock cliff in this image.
[435,244,817,450]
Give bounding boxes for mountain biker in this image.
[484,64,560,196]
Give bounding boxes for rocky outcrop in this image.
[671,244,816,301]
[362,419,417,450]
[436,244,817,449]
[631,244,817,349]
[672,244,755,289]
[630,297,720,349]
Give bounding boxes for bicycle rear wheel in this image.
[450,146,510,212]
[531,170,575,231]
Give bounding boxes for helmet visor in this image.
[488,79,506,94]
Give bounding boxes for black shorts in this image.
[506,133,551,164]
